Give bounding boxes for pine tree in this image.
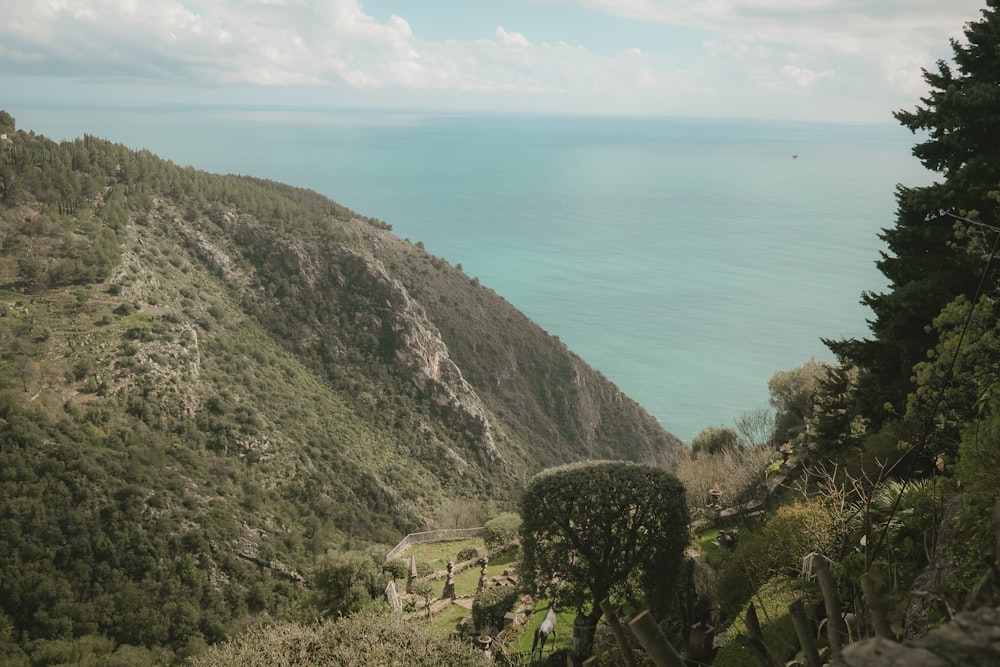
[826,1,1000,429]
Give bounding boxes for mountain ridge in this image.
[0,113,684,654]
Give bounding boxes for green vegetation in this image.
[690,425,739,457]
[520,461,689,663]
[451,549,518,598]
[0,113,683,663]
[716,500,838,619]
[472,585,521,635]
[699,7,1000,664]
[514,600,577,656]
[4,3,1000,663]
[483,512,522,550]
[190,613,490,667]
[712,577,820,667]
[401,538,487,570]
[768,358,829,445]
[694,529,727,569]
[311,549,394,618]
[824,0,1000,438]
[425,601,469,637]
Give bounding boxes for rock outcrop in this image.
[837,605,1000,667]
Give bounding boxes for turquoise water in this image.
[7,105,932,441]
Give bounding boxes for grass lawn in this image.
[695,528,726,568]
[451,548,518,597]
[401,539,518,599]
[424,594,575,657]
[405,543,521,637]
[423,601,470,638]
[514,599,577,656]
[402,538,487,571]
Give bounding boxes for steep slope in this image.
[0,113,683,654]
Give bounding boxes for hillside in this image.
[0,111,684,657]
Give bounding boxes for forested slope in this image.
[0,111,684,661]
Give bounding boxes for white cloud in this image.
[882,53,933,98]
[496,26,532,48]
[782,64,833,87]
[0,0,989,119]
[560,0,982,95]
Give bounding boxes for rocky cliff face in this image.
[354,223,686,473]
[209,190,686,489]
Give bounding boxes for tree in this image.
[768,359,830,445]
[519,461,689,665]
[690,425,739,457]
[410,580,434,620]
[905,294,1000,461]
[310,549,387,618]
[735,407,776,449]
[482,512,521,549]
[811,355,867,451]
[826,1,1000,429]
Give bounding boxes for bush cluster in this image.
[716,499,836,617]
[457,547,480,562]
[472,585,520,634]
[483,513,522,550]
[191,614,489,666]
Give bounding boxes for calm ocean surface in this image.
[9,104,933,441]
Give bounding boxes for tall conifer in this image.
[826,0,1000,429]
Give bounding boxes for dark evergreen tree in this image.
[826,1,1000,429]
[811,354,865,451]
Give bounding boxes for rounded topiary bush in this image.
[472,585,520,634]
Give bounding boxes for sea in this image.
[6,104,934,441]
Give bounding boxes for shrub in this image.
[716,499,836,618]
[383,559,408,581]
[950,411,1000,596]
[457,547,479,562]
[191,614,490,666]
[691,425,739,457]
[472,585,520,634]
[483,512,521,550]
[311,550,386,617]
[711,577,818,667]
[675,445,773,517]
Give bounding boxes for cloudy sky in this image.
[0,0,986,121]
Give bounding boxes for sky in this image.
[0,0,988,121]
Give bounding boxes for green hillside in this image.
[0,111,684,662]
[11,8,1000,657]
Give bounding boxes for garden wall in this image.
[385,527,486,561]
